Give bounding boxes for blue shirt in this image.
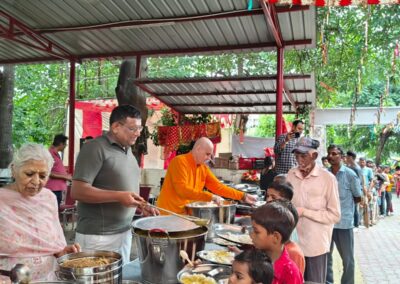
[361,166,374,188]
[330,165,362,229]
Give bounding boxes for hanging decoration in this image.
[320,8,330,65]
[266,0,400,5]
[350,5,370,128]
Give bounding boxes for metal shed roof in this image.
[0,1,316,64]
[135,73,315,114]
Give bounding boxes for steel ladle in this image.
[0,263,31,283]
[146,203,210,227]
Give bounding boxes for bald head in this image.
[191,137,214,165]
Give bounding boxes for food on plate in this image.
[200,250,235,265]
[180,273,217,284]
[60,257,115,268]
[218,232,253,245]
[213,237,237,246]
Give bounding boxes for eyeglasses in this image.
[119,123,143,133]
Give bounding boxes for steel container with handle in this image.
[185,200,236,239]
[132,215,207,284]
[56,250,122,283]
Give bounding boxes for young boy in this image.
[266,182,305,275]
[251,200,303,284]
[228,249,274,284]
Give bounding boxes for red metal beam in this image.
[276,5,310,13]
[76,39,311,60]
[68,60,76,175]
[283,84,298,111]
[171,102,311,107]
[29,9,264,34]
[275,47,284,138]
[259,1,283,48]
[182,111,296,115]
[136,74,310,85]
[0,11,75,61]
[156,89,312,97]
[0,39,312,64]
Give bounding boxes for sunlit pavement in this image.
[332,192,400,283]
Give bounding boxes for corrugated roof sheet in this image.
[135,74,315,114]
[0,1,316,64]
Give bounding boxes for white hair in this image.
[10,143,54,173]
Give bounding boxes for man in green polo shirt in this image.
[72,105,156,264]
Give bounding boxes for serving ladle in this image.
[0,263,31,283]
[179,250,194,267]
[146,203,210,227]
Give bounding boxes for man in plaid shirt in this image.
[273,120,305,174]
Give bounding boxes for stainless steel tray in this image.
[196,250,235,266]
[177,264,231,284]
[214,224,253,246]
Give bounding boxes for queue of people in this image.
[1,109,398,284]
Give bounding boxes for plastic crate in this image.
[239,158,253,169]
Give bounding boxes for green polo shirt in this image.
[73,134,140,235]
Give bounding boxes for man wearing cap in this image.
[273,120,305,174]
[287,137,341,284]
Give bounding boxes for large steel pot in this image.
[56,251,122,283]
[132,215,207,284]
[185,200,237,239]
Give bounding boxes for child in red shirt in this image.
[251,200,303,284]
[266,182,305,275]
[228,249,274,284]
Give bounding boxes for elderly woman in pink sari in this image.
[0,143,80,282]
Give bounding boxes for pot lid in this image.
[132,215,199,233]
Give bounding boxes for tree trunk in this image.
[0,65,15,168]
[115,58,148,163]
[375,126,392,165]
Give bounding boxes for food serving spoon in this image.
[146,203,210,227]
[0,263,31,283]
[179,250,194,267]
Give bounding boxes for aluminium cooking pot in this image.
[56,250,122,283]
[132,215,207,284]
[185,200,237,240]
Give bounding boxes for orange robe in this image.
[156,152,245,214]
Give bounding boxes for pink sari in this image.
[0,187,67,282]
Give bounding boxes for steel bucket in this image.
[132,216,207,284]
[185,200,237,239]
[56,250,122,283]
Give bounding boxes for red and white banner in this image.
[267,0,399,5]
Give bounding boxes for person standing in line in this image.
[326,145,362,284]
[384,165,394,216]
[72,105,157,264]
[321,156,330,169]
[395,166,400,198]
[376,165,389,218]
[46,134,72,208]
[359,157,375,225]
[273,120,305,174]
[287,137,341,284]
[345,150,365,228]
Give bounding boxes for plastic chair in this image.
[59,185,77,231]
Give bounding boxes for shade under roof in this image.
[0,1,316,64]
[135,73,315,114]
